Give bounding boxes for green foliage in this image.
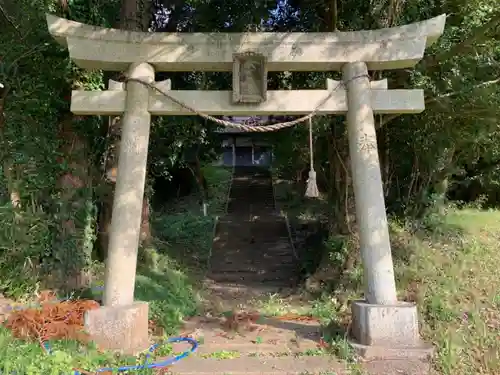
[0,0,112,296]
[135,266,199,335]
[0,325,164,374]
[153,212,215,269]
[0,204,51,298]
[268,0,500,218]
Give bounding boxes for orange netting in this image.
[4,295,100,347]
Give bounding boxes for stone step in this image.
[209,266,296,274]
[229,195,273,199]
[231,179,272,183]
[219,214,282,220]
[203,281,294,295]
[211,248,293,255]
[227,195,273,198]
[229,186,273,190]
[230,188,274,192]
[208,273,297,284]
[228,197,273,201]
[165,356,346,375]
[226,208,276,214]
[227,199,273,201]
[214,236,287,242]
[208,268,297,277]
[218,225,288,234]
[210,248,295,256]
[213,234,290,241]
[212,238,292,247]
[208,270,296,279]
[231,187,272,189]
[223,214,278,218]
[227,203,275,207]
[212,245,291,252]
[212,248,292,254]
[229,195,273,198]
[229,188,273,194]
[209,255,296,265]
[226,209,277,214]
[227,198,273,201]
[216,222,286,230]
[211,248,292,258]
[227,197,273,200]
[208,264,297,274]
[210,256,294,264]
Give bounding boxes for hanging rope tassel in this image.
[305,117,319,198]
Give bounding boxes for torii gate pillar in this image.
[85,62,154,354]
[343,61,398,305]
[342,62,432,358]
[103,62,154,308]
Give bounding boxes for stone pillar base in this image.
[84,301,150,355]
[349,300,434,360]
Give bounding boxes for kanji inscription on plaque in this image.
[232,52,267,104]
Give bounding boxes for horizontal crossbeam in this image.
[71,87,424,116]
[47,14,446,72]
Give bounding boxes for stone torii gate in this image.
[46,14,445,356]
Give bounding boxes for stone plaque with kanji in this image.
[232,52,267,104]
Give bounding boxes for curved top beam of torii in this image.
[46,14,445,72]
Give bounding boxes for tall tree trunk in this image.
[327,122,352,236]
[53,110,94,291]
[194,154,209,202]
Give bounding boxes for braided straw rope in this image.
[125,74,369,132]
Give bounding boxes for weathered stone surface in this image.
[46,14,445,72]
[363,359,432,375]
[344,61,398,306]
[84,301,149,355]
[71,88,425,116]
[166,356,346,375]
[102,62,154,307]
[180,315,322,355]
[351,300,420,346]
[350,300,434,360]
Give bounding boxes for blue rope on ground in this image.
[43,336,198,374]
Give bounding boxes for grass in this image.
[255,204,500,375]
[394,208,500,375]
[0,325,176,374]
[0,165,232,374]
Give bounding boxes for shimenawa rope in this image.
[124,74,369,132]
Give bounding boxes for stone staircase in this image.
[226,166,277,218]
[174,167,427,374]
[207,166,299,290]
